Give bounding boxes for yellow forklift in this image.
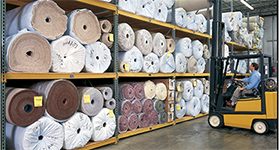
[208,0,277,134]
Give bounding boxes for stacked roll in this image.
[243,16,264,50]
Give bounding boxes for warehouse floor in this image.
[98,117,277,150]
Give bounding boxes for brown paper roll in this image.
[5,88,45,126]
[101,33,113,48]
[166,38,175,53]
[100,19,112,33]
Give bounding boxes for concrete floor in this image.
[98,117,277,150]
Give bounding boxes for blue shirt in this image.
[242,70,261,90]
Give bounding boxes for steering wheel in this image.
[232,79,246,87]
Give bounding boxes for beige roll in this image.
[67,9,101,44]
[144,80,156,99]
[101,33,113,48]
[187,56,198,73]
[155,83,168,101]
[5,30,51,73]
[176,0,212,12]
[166,38,175,53]
[176,81,184,93]
[100,19,112,33]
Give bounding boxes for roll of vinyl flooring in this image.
[167,8,187,27]
[154,99,165,113]
[144,80,156,99]
[143,53,160,73]
[62,112,93,149]
[51,36,85,73]
[67,9,101,44]
[153,0,168,22]
[92,108,116,141]
[118,115,129,133]
[105,98,116,110]
[96,86,113,101]
[78,87,104,117]
[203,44,211,59]
[187,56,198,73]
[121,100,132,116]
[182,81,194,101]
[149,110,159,126]
[200,94,209,113]
[84,41,112,73]
[118,23,135,51]
[153,33,167,57]
[197,58,206,73]
[142,99,153,113]
[132,82,145,101]
[100,19,112,33]
[155,83,168,100]
[203,80,210,95]
[193,79,204,99]
[128,113,139,131]
[5,30,51,73]
[119,46,144,73]
[136,0,155,18]
[175,53,187,73]
[166,38,175,53]
[192,40,204,60]
[135,29,153,55]
[158,112,167,124]
[120,83,135,101]
[160,52,175,73]
[176,37,192,57]
[5,88,45,126]
[6,117,64,150]
[5,7,21,37]
[32,79,79,122]
[138,113,150,128]
[101,33,113,48]
[185,96,201,117]
[19,0,67,40]
[118,0,138,13]
[175,99,186,119]
[132,100,143,114]
[196,14,207,33]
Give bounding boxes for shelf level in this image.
[118,73,175,78]
[77,137,117,150]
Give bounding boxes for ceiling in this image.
[222,0,278,17]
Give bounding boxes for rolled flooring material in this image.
[128,113,139,131]
[148,110,159,126]
[19,0,67,40]
[155,83,168,100]
[187,56,198,73]
[200,94,209,114]
[100,19,112,33]
[193,79,204,99]
[5,88,45,126]
[176,81,184,93]
[185,96,201,117]
[176,37,192,57]
[6,117,64,150]
[118,115,128,133]
[166,38,175,53]
[175,99,186,119]
[5,7,21,37]
[78,87,104,117]
[144,80,156,99]
[32,79,79,122]
[132,82,145,101]
[167,8,187,27]
[153,99,165,113]
[175,52,187,73]
[152,33,167,57]
[135,29,153,55]
[265,78,277,91]
[5,30,51,73]
[118,23,135,51]
[203,44,211,59]
[96,86,113,101]
[119,46,143,73]
[132,99,143,114]
[84,41,112,73]
[143,53,160,73]
[120,83,135,101]
[138,113,150,128]
[118,0,137,13]
[158,112,167,124]
[203,80,210,95]
[136,0,155,18]
[192,40,204,60]
[153,0,168,22]
[62,112,93,149]
[105,98,116,110]
[142,99,153,113]
[101,33,113,48]
[182,80,194,101]
[51,35,85,73]
[121,100,132,116]
[67,9,101,44]
[92,108,116,141]
[160,52,175,73]
[197,57,206,73]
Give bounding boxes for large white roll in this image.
[84,42,112,73]
[118,0,138,13]
[193,79,204,99]
[155,83,168,101]
[200,94,209,114]
[185,97,201,117]
[187,56,198,73]
[136,0,155,18]
[144,80,156,99]
[6,117,64,150]
[19,0,67,40]
[152,33,167,57]
[167,8,187,27]
[197,57,206,73]
[135,29,153,55]
[203,44,211,59]
[153,0,168,22]
[192,40,204,60]
[175,53,187,73]
[186,12,198,31]
[222,12,243,32]
[175,99,186,119]
[143,53,160,73]
[203,79,210,95]
[5,7,21,37]
[160,52,175,73]
[182,81,193,101]
[51,36,85,73]
[91,108,116,141]
[176,38,192,57]
[163,0,174,8]
[96,86,113,101]
[118,23,135,51]
[63,112,93,150]
[196,14,207,33]
[119,46,144,73]
[166,38,175,53]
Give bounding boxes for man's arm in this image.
[241,77,249,83]
[245,75,260,90]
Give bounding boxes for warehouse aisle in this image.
[98,117,277,150]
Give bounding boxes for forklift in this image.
[208,0,277,134]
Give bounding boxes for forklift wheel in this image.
[208,114,223,128]
[252,120,268,134]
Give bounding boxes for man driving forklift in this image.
[226,63,261,107]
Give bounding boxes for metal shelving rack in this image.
[0,0,255,149]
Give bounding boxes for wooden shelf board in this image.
[118,73,174,78]
[175,113,208,124]
[150,122,174,131]
[78,137,117,150]
[175,73,210,77]
[118,127,150,139]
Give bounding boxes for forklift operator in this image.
[227,63,261,107]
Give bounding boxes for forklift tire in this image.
[208,114,223,128]
[252,120,269,134]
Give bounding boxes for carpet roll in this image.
[128,113,139,131]
[166,38,175,53]
[149,110,159,126]
[118,115,129,133]
[203,44,211,59]
[5,30,51,73]
[153,33,167,57]
[167,8,187,27]
[138,113,150,128]
[182,81,194,101]
[100,19,112,33]
[51,35,85,73]
[92,108,116,141]
[158,112,167,124]
[135,29,153,55]
[132,100,143,114]
[186,12,197,31]
[62,112,93,149]
[176,37,192,57]
[192,40,204,60]
[155,83,168,100]
[203,80,210,95]
[5,7,21,36]
[153,0,168,22]
[78,87,104,117]
[154,100,165,113]
[118,23,135,51]
[187,56,198,73]
[193,79,204,99]
[201,94,209,114]
[19,0,67,40]
[185,96,201,117]
[67,9,101,44]
[6,117,64,150]
[105,98,116,110]
[175,99,186,119]
[144,80,156,99]
[119,0,137,13]
[132,82,145,101]
[119,46,144,73]
[121,100,132,116]
[5,88,45,126]
[175,53,187,73]
[120,83,135,101]
[176,92,183,103]
[160,52,175,73]
[197,58,206,73]
[136,0,155,18]
[265,78,277,91]
[143,52,160,73]
[196,14,207,33]
[142,99,153,113]
[163,0,175,8]
[101,33,113,48]
[32,79,79,122]
[176,81,184,92]
[84,41,112,73]
[96,86,113,101]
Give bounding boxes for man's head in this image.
[249,63,259,71]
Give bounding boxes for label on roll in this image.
[108,110,114,118]
[84,95,91,104]
[193,80,197,87]
[34,96,43,107]
[124,64,130,72]
[109,34,114,42]
[176,104,181,111]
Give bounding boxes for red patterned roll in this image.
[132,82,144,101]
[132,100,142,114]
[118,115,128,133]
[121,100,132,116]
[128,113,139,131]
[120,84,135,101]
[148,110,159,126]
[138,113,149,128]
[142,99,153,113]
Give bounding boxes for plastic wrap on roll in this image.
[121,100,132,116]
[153,0,168,22]
[160,53,175,73]
[128,113,139,131]
[119,46,144,73]
[92,108,116,141]
[176,37,192,57]
[84,42,112,73]
[149,110,159,125]
[132,82,145,101]
[186,12,198,31]
[155,83,168,100]
[175,53,187,73]
[182,81,194,101]
[167,8,187,27]
[5,7,21,36]
[101,33,113,48]
[138,113,150,128]
[5,30,51,73]
[135,29,153,55]
[67,9,101,44]
[143,53,160,73]
[118,23,135,51]
[6,117,64,150]
[118,115,128,133]
[194,14,207,33]
[197,58,206,73]
[105,98,116,110]
[120,83,135,101]
[265,78,277,91]
[158,112,167,124]
[132,100,143,114]
[100,19,112,33]
[187,56,198,73]
[144,80,156,99]
[185,96,201,117]
[96,86,113,101]
[154,100,165,113]
[163,0,175,8]
[152,33,167,57]
[200,94,209,113]
[63,112,93,149]
[119,0,138,13]
[166,38,175,53]
[222,12,243,32]
[193,79,204,98]
[51,36,85,73]
[142,99,153,113]
[192,40,204,60]
[136,0,155,18]
[175,99,186,119]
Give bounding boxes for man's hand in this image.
[235,78,241,81]
[239,87,245,91]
